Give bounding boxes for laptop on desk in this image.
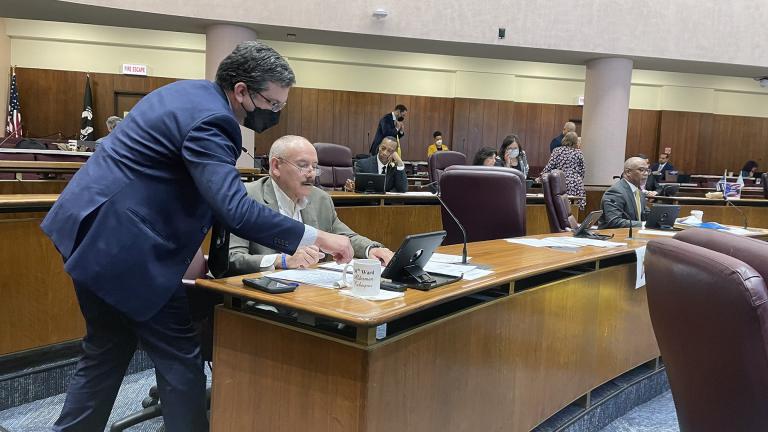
[354,173,385,194]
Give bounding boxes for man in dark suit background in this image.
[351,137,408,192]
[599,156,651,228]
[549,121,576,153]
[650,152,675,176]
[41,41,352,432]
[369,104,407,155]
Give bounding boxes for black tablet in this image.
[354,173,385,194]
[645,204,680,230]
[382,231,459,290]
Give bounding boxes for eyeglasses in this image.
[278,157,322,176]
[255,91,287,112]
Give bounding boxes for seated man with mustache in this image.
[228,135,395,273]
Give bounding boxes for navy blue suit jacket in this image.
[549,134,564,153]
[354,156,408,193]
[369,113,405,154]
[41,80,305,321]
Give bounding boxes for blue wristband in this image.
[281,253,287,269]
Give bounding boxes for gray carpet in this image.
[0,368,212,432]
[598,391,679,432]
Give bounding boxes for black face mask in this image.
[243,107,281,133]
[396,115,405,122]
[241,89,281,133]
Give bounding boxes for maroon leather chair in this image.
[645,233,768,432]
[314,142,353,189]
[428,151,465,192]
[541,170,577,233]
[438,165,526,244]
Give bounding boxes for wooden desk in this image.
[0,160,84,174]
[0,190,575,356]
[199,229,659,432]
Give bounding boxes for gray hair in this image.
[268,135,314,174]
[564,122,576,133]
[624,156,645,172]
[561,131,579,147]
[105,116,122,130]
[215,41,296,94]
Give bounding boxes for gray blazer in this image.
[228,177,381,274]
[598,179,650,229]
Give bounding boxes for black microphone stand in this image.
[416,181,467,263]
[723,196,748,230]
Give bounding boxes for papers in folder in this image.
[506,237,626,248]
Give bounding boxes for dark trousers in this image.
[53,283,208,432]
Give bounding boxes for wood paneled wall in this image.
[10,67,768,175]
[659,111,768,174]
[13,67,177,140]
[252,88,455,161]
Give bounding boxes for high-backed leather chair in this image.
[314,142,353,189]
[438,165,526,244]
[428,151,465,192]
[541,170,577,233]
[762,173,768,198]
[645,234,768,432]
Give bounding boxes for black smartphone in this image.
[242,277,298,294]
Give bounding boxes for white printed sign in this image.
[122,64,148,76]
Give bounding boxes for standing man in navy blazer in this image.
[41,42,352,432]
[369,104,407,155]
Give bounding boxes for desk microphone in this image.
[724,196,748,229]
[417,180,439,193]
[606,198,637,240]
[241,146,258,167]
[434,192,468,264]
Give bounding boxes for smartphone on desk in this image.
[242,277,298,294]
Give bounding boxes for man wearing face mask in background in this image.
[40,41,353,432]
[426,130,449,158]
[369,104,407,155]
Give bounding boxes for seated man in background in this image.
[95,115,122,145]
[427,130,449,157]
[598,156,651,229]
[348,136,408,193]
[650,152,675,176]
[229,135,394,274]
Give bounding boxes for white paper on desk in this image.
[429,253,472,263]
[506,238,567,247]
[638,229,677,237]
[462,269,494,280]
[723,227,751,236]
[265,269,342,289]
[385,191,435,196]
[423,262,477,277]
[319,260,384,272]
[543,237,626,248]
[339,289,404,301]
[635,246,647,289]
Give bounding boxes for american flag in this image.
[5,69,22,138]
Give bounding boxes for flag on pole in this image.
[79,74,94,141]
[5,67,23,138]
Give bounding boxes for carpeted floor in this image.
[598,391,678,432]
[0,367,213,432]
